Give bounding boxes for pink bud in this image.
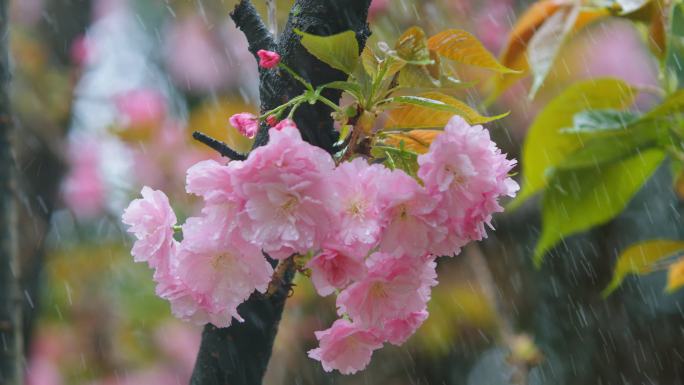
[229,113,259,138]
[266,115,279,127]
[257,49,281,69]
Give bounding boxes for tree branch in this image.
[192,131,248,161]
[230,0,276,60]
[189,1,371,384]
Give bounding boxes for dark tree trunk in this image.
[189,1,371,384]
[0,1,22,383]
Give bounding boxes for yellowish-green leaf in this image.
[361,46,378,77]
[296,29,359,74]
[666,257,684,293]
[427,29,518,73]
[510,78,637,209]
[384,130,442,154]
[535,149,665,266]
[644,88,684,119]
[397,64,440,88]
[603,240,684,296]
[385,92,506,130]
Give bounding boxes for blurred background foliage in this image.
[8,0,684,384]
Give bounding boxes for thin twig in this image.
[192,131,248,161]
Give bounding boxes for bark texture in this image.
[189,1,371,384]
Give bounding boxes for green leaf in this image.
[561,109,640,135]
[511,78,637,209]
[554,127,659,170]
[527,6,580,98]
[296,29,359,74]
[427,29,519,73]
[322,81,363,100]
[371,145,420,175]
[643,89,684,119]
[603,239,684,296]
[534,149,665,266]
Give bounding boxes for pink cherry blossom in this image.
[153,248,244,328]
[273,118,297,131]
[308,319,383,375]
[336,253,437,327]
[307,244,366,296]
[122,187,177,270]
[377,169,445,257]
[377,310,428,346]
[257,49,281,69]
[229,112,259,138]
[231,123,335,259]
[329,158,391,257]
[185,159,235,205]
[418,116,518,251]
[178,213,273,315]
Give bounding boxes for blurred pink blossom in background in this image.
[61,137,106,219]
[164,16,232,92]
[114,88,167,129]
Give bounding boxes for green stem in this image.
[278,62,313,91]
[260,95,305,119]
[316,95,342,112]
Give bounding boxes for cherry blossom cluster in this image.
[122,116,518,374]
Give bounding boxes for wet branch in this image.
[192,131,248,161]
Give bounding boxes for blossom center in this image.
[445,164,466,186]
[346,199,366,220]
[369,282,388,299]
[211,253,233,270]
[279,194,300,216]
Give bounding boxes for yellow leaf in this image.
[603,240,684,296]
[385,130,442,153]
[385,91,505,130]
[428,29,518,73]
[396,26,430,63]
[666,258,684,292]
